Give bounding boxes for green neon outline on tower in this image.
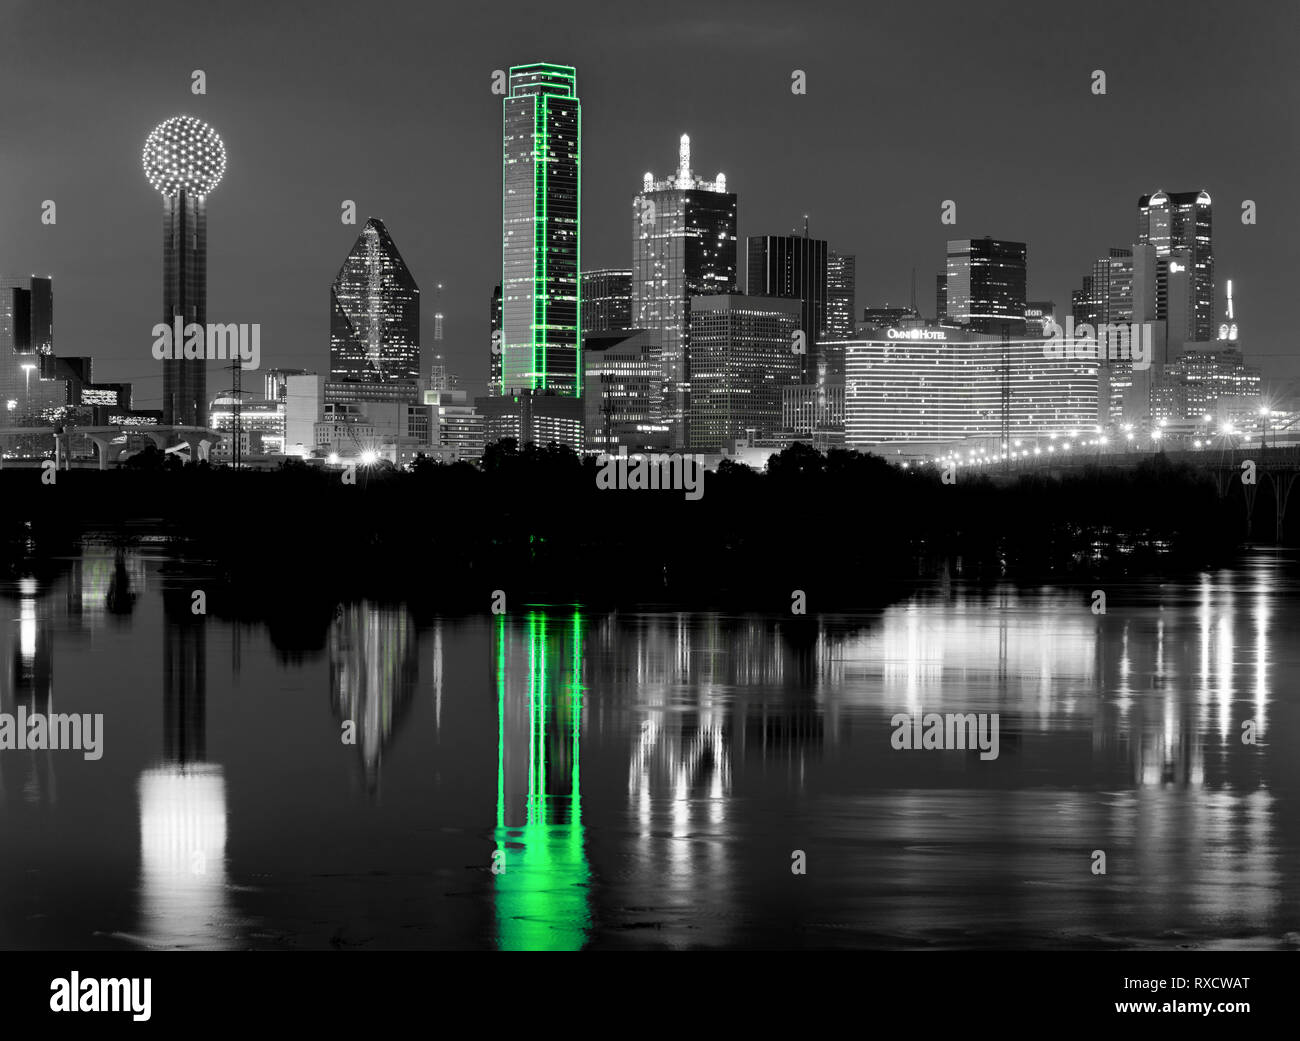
[501,63,581,398]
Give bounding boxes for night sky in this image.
[3,0,1298,408]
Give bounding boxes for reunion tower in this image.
[142,115,226,427]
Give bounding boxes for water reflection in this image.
[0,544,1295,948]
[329,602,419,794]
[135,588,235,950]
[5,576,56,804]
[493,612,590,951]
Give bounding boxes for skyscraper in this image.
[1074,249,1140,423]
[1071,275,1100,327]
[1023,301,1057,338]
[746,230,828,381]
[1094,248,1135,324]
[580,269,632,333]
[0,275,59,424]
[330,217,421,385]
[944,237,1026,334]
[142,115,226,427]
[1137,190,1214,341]
[489,282,503,395]
[826,251,856,341]
[686,294,801,453]
[583,328,665,454]
[501,63,581,397]
[632,135,737,448]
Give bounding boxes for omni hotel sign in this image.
[886,328,947,341]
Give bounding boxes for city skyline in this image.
[2,0,1294,415]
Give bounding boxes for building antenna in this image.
[910,268,918,316]
[434,282,444,341]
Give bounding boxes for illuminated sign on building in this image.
[109,414,159,426]
[82,389,119,406]
[886,328,947,341]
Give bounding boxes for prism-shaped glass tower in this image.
[330,217,421,384]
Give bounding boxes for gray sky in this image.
[3,0,1298,406]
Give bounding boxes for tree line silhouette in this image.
[1,439,1243,610]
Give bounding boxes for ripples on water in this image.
[1,546,1298,950]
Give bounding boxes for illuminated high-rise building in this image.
[501,63,581,397]
[142,115,226,427]
[826,251,856,340]
[1137,189,1214,341]
[486,64,583,452]
[1071,275,1100,327]
[1091,249,1135,324]
[489,282,503,395]
[0,275,60,425]
[330,217,421,385]
[1023,301,1057,338]
[686,294,801,453]
[580,268,632,333]
[632,135,737,448]
[944,237,1026,334]
[583,328,665,454]
[843,328,1098,447]
[746,230,828,381]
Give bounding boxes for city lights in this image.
[142,115,226,197]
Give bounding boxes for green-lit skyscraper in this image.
[501,63,581,398]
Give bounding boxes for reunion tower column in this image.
[142,115,226,428]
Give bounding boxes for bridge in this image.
[0,424,226,469]
[943,444,1300,542]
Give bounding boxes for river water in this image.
[1,544,1297,949]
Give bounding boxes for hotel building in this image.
[844,326,1099,449]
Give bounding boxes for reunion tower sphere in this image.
[142,115,226,197]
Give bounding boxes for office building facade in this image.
[1137,190,1214,341]
[686,294,801,453]
[501,63,581,398]
[330,217,421,386]
[944,237,1027,334]
[0,275,61,425]
[843,327,1098,447]
[1024,301,1057,338]
[581,269,632,333]
[826,251,856,341]
[746,232,828,381]
[632,134,737,447]
[583,328,666,454]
